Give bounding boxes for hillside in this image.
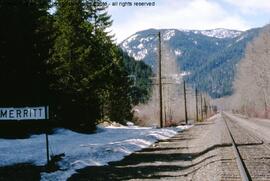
[120,28,260,98]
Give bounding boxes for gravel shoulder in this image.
[225,113,270,143]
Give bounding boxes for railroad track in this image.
[222,113,270,181]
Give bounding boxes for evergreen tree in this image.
[107,47,133,123]
[84,0,134,123]
[49,0,99,129]
[86,0,112,34]
[121,50,153,105]
[0,0,52,106]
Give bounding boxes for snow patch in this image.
[121,34,139,52]
[140,36,154,43]
[163,30,175,41]
[181,71,191,77]
[200,28,242,39]
[137,43,144,49]
[122,41,129,50]
[126,34,138,43]
[235,34,247,43]
[174,49,182,56]
[0,125,191,180]
[133,49,148,60]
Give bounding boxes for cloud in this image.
[108,0,252,43]
[223,0,270,13]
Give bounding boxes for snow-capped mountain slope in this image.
[198,28,242,39]
[120,28,243,61]
[121,32,156,61]
[119,28,260,98]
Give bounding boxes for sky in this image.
[104,0,270,43]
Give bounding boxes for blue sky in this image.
[105,0,270,43]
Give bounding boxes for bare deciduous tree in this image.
[227,25,270,118]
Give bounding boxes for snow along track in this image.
[222,113,270,181]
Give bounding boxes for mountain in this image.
[120,28,260,98]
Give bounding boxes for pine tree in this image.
[85,0,133,123]
[86,0,112,34]
[121,50,153,105]
[49,0,99,129]
[0,0,52,106]
[106,47,133,123]
[50,0,136,127]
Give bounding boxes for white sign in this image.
[0,106,48,120]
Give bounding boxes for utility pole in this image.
[158,31,163,128]
[195,88,198,122]
[209,103,212,116]
[183,80,188,125]
[163,85,167,126]
[200,93,203,121]
[204,97,207,119]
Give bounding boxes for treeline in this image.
[0,0,152,133]
[221,25,270,118]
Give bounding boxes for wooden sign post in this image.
[45,106,50,165]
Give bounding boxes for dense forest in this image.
[0,0,152,134]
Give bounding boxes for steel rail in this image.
[223,114,251,181]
